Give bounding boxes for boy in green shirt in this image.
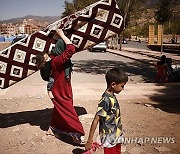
[85,68,128,154]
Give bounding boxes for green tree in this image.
[62,0,98,18]
[155,0,172,53]
[62,0,144,28]
[116,0,144,28]
[62,0,145,50]
[73,0,98,11]
[168,0,180,35]
[116,0,144,50]
[61,1,76,18]
[155,0,172,24]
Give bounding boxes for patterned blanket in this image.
[0,0,124,89]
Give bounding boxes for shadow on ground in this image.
[73,59,156,83]
[53,133,85,147]
[149,84,180,114]
[72,148,86,154]
[0,106,87,130]
[73,59,180,114]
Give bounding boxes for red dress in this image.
[156,64,168,82]
[50,44,85,136]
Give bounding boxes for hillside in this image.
[0,15,61,25]
[132,0,180,27]
[0,1,159,25]
[144,0,159,8]
[144,0,180,8]
[0,0,179,32]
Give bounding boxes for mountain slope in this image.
[0,15,60,24]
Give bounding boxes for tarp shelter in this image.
[0,36,5,42]
[5,36,16,42]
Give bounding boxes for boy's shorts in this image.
[104,144,121,154]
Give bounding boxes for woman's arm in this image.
[56,29,72,44]
[52,29,75,68]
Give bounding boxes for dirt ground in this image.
[0,95,179,154]
[0,42,180,154]
[0,42,11,50]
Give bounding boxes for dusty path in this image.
[0,43,179,154]
[0,95,179,154]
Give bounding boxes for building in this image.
[0,23,18,37]
[0,23,8,35]
[0,19,44,37]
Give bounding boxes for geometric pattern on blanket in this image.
[0,0,124,89]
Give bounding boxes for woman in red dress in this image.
[36,29,85,144]
[155,55,168,83]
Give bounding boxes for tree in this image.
[116,0,144,28]
[116,0,144,50]
[72,0,98,11]
[155,0,172,24]
[155,0,172,53]
[62,0,144,28]
[62,0,98,18]
[62,0,144,50]
[61,1,76,18]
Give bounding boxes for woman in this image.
[155,55,168,83]
[36,29,85,144]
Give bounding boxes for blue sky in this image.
[0,0,72,21]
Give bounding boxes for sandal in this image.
[71,133,85,144]
[46,127,60,138]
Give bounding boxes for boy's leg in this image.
[116,144,121,154]
[104,146,116,154]
[48,90,54,99]
[104,144,121,154]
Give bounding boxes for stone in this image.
[155,146,171,152]
[20,140,25,145]
[128,147,144,154]
[144,103,152,107]
[12,126,20,132]
[41,136,47,141]
[79,114,94,120]
[156,108,163,112]
[37,95,43,99]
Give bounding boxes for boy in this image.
[85,68,128,154]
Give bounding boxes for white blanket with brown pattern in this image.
[0,0,123,89]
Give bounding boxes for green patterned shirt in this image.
[96,92,123,147]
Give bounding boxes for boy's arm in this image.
[85,114,100,151]
[48,91,54,99]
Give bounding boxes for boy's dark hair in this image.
[36,52,52,81]
[105,68,128,86]
[36,52,47,70]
